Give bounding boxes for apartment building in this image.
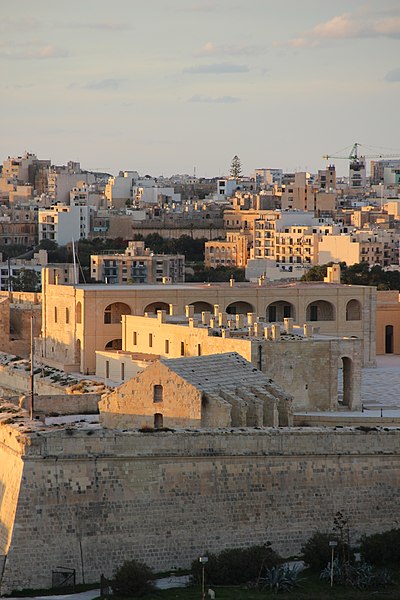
[48,162,95,204]
[38,200,91,245]
[281,171,337,214]
[205,231,249,268]
[0,208,37,246]
[90,241,185,284]
[319,229,399,267]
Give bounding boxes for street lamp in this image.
[329,541,338,588]
[199,556,208,600]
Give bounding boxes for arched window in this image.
[154,385,163,403]
[346,299,361,321]
[226,301,255,315]
[266,301,295,323]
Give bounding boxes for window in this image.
[133,331,137,346]
[180,341,185,356]
[65,308,69,324]
[121,363,125,381]
[54,307,58,323]
[105,361,110,379]
[154,385,163,403]
[165,339,169,354]
[149,333,153,348]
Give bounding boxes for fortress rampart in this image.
[1,426,400,592]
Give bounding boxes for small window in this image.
[133,331,137,346]
[54,307,58,323]
[149,333,153,348]
[65,308,69,324]
[180,341,185,356]
[105,360,109,379]
[121,363,125,381]
[154,385,163,403]
[165,339,169,354]
[197,344,201,356]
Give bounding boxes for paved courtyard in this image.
[362,355,400,408]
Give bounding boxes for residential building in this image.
[47,162,95,204]
[38,200,91,245]
[318,229,399,267]
[90,241,184,284]
[205,231,249,268]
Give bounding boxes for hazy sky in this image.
[1,0,399,177]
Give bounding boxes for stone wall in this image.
[1,426,400,593]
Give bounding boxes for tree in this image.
[11,269,41,292]
[230,155,242,179]
[111,559,154,597]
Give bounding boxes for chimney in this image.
[157,310,166,323]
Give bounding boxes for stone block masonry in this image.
[1,426,400,592]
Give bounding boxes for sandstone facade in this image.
[1,423,400,593]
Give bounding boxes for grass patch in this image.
[138,570,400,600]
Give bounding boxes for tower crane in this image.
[323,142,400,164]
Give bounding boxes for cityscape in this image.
[1,1,400,598]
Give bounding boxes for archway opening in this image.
[190,301,214,314]
[306,300,335,322]
[226,301,255,315]
[338,356,353,407]
[385,325,394,354]
[346,299,362,321]
[104,302,131,324]
[154,413,164,429]
[144,301,170,315]
[266,301,295,323]
[105,339,122,350]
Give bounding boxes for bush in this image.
[261,564,302,594]
[111,559,155,597]
[301,532,353,572]
[320,559,392,589]
[191,545,281,585]
[359,528,400,566]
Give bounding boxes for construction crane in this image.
[323,143,400,164]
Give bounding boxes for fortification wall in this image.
[1,427,400,593]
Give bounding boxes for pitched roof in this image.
[160,352,273,393]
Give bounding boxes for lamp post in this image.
[199,556,208,600]
[329,540,337,588]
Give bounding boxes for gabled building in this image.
[99,352,293,430]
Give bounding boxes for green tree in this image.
[230,155,242,178]
[111,559,154,597]
[11,269,41,292]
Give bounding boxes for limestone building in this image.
[91,241,185,284]
[96,310,361,412]
[99,352,293,430]
[37,269,376,375]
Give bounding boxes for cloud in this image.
[188,94,240,103]
[195,41,264,57]
[385,68,400,82]
[0,44,68,60]
[184,62,249,74]
[285,12,400,47]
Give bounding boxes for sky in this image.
[1,0,400,178]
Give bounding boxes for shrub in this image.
[359,528,400,566]
[191,545,281,585]
[301,532,353,572]
[261,564,302,594]
[320,559,392,589]
[111,559,154,597]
